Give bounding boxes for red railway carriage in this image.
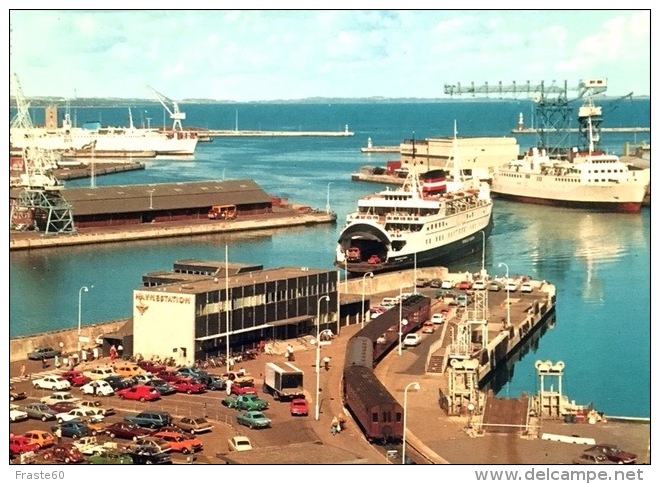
[343,365,403,443]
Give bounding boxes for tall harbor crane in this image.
[10,72,34,130]
[147,85,186,131]
[443,79,608,156]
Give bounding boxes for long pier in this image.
[204,128,354,138]
[512,127,649,134]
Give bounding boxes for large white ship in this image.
[491,146,650,214]
[10,109,199,157]
[335,162,493,275]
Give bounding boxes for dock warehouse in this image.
[9,179,273,229]
[132,263,340,364]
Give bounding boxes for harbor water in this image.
[9,100,651,418]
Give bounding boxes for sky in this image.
[6,8,652,102]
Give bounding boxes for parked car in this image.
[456,294,470,307]
[176,366,208,379]
[230,380,259,396]
[10,435,40,455]
[104,375,133,391]
[62,370,91,387]
[10,404,29,422]
[156,370,181,383]
[130,373,153,386]
[403,333,421,347]
[132,437,172,455]
[127,438,172,464]
[42,444,86,464]
[370,306,388,319]
[77,400,115,416]
[415,277,430,288]
[40,392,79,406]
[178,417,213,434]
[117,385,161,402]
[431,313,445,325]
[144,378,177,395]
[504,280,519,292]
[222,394,269,411]
[200,375,226,391]
[52,420,95,438]
[10,385,27,402]
[441,280,455,289]
[81,380,115,397]
[47,402,78,414]
[520,282,533,293]
[227,435,253,452]
[572,450,618,465]
[22,430,56,449]
[105,422,154,441]
[113,363,144,379]
[33,375,71,391]
[422,322,436,334]
[124,410,172,429]
[152,430,203,454]
[472,280,487,290]
[236,411,272,429]
[138,360,166,374]
[83,367,118,381]
[585,444,637,464]
[488,281,502,292]
[28,347,61,360]
[367,255,381,264]
[25,403,57,421]
[289,398,309,416]
[457,280,473,290]
[429,278,442,288]
[171,378,206,395]
[56,407,104,424]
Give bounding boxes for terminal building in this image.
[131,260,342,365]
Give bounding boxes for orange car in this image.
[151,430,203,454]
[112,364,144,379]
[22,430,56,449]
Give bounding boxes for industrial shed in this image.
[9,179,274,229]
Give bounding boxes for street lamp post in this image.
[326,182,333,214]
[398,284,409,356]
[315,295,330,421]
[361,272,373,329]
[77,286,92,352]
[498,262,510,329]
[402,381,420,465]
[479,230,486,273]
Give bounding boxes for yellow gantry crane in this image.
[147,85,187,131]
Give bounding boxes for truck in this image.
[208,204,236,220]
[262,362,304,401]
[72,436,121,456]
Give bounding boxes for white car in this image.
[521,282,533,293]
[472,280,487,291]
[441,280,455,289]
[403,333,421,347]
[505,280,519,292]
[32,375,71,391]
[132,374,153,385]
[10,404,29,422]
[422,322,436,334]
[431,313,445,325]
[228,435,253,452]
[81,380,115,397]
[56,407,104,424]
[83,367,118,381]
[40,391,80,406]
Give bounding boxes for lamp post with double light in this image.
[402,381,420,465]
[498,262,510,329]
[361,272,373,328]
[315,295,330,421]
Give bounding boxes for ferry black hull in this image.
[337,215,494,275]
[492,192,642,214]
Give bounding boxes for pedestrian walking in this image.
[331,416,340,436]
[226,379,233,396]
[41,356,47,369]
[228,356,235,371]
[92,347,99,361]
[81,349,88,363]
[54,355,61,369]
[55,427,62,444]
[323,356,331,371]
[110,345,117,362]
[117,344,124,359]
[20,364,26,379]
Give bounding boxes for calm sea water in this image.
[9,100,651,418]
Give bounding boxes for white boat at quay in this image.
[336,128,493,275]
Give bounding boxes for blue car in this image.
[52,421,94,438]
[176,366,208,379]
[145,379,177,395]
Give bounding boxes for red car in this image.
[289,398,309,416]
[62,370,91,387]
[48,402,78,414]
[117,385,161,402]
[156,370,180,383]
[138,361,167,374]
[230,380,259,396]
[43,444,86,464]
[367,255,381,264]
[10,435,40,455]
[171,378,206,395]
[104,422,154,441]
[457,281,473,290]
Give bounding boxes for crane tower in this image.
[443,79,608,156]
[147,85,186,131]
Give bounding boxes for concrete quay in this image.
[9,209,336,251]
[204,129,354,138]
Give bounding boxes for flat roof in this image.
[136,266,334,295]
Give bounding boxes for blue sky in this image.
[7,8,651,101]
